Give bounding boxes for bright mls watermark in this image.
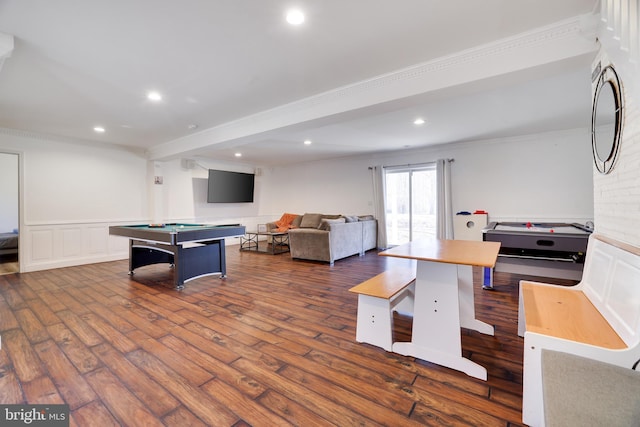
[1,405,69,426]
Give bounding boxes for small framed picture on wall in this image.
[257,224,267,233]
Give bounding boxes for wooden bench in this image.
[349,260,416,351]
[518,234,640,427]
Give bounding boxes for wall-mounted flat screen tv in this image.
[207,169,255,203]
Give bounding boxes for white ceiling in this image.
[0,0,599,167]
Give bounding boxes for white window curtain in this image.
[372,159,453,247]
[371,166,388,249]
[436,158,454,239]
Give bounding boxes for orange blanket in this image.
[275,213,298,232]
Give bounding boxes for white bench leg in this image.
[393,282,415,316]
[355,294,394,351]
[458,264,494,336]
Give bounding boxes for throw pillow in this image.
[344,215,359,223]
[318,218,346,231]
[291,215,303,228]
[299,213,323,228]
[322,214,342,220]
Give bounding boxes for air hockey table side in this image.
[481,222,593,289]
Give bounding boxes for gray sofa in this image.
[267,213,377,265]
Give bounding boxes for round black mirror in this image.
[591,65,623,174]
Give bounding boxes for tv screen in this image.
[207,169,255,203]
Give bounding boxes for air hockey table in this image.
[482,222,593,288]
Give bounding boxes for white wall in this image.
[23,145,148,224]
[0,129,149,271]
[591,2,640,247]
[0,124,595,272]
[262,128,594,225]
[447,130,593,222]
[0,152,18,232]
[592,56,640,245]
[157,158,275,236]
[258,156,374,217]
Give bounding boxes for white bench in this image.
[349,260,416,351]
[518,234,640,427]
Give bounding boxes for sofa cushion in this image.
[344,215,359,223]
[318,217,346,231]
[322,214,342,220]
[300,213,323,228]
[358,215,375,221]
[291,215,303,228]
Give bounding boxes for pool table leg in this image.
[219,243,227,279]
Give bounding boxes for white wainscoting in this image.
[19,216,281,273]
[21,222,130,273]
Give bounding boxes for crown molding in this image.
[0,126,146,155]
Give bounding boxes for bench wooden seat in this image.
[349,266,416,299]
[521,282,626,349]
[519,234,640,427]
[349,260,416,351]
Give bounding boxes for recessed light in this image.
[147,91,162,101]
[304,140,312,145]
[414,118,425,125]
[187,124,198,130]
[93,126,105,133]
[235,153,242,157]
[286,9,305,25]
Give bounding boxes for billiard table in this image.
[482,222,593,288]
[109,223,245,289]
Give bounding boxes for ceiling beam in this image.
[147,15,598,161]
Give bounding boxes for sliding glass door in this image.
[384,165,437,246]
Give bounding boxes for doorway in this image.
[0,152,19,274]
[384,164,437,246]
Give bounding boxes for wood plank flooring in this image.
[0,245,576,426]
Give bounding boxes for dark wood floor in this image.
[0,245,576,426]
